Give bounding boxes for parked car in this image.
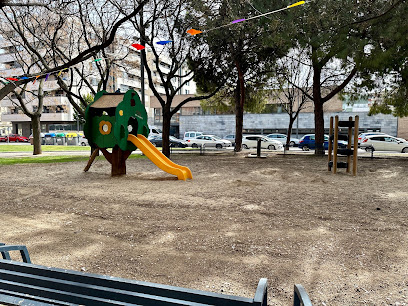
[298,134,347,151]
[266,133,300,146]
[149,126,162,135]
[79,136,89,146]
[7,134,29,142]
[150,135,188,148]
[242,135,283,150]
[187,135,232,148]
[183,131,203,141]
[0,135,7,142]
[360,135,408,153]
[357,132,386,146]
[223,134,236,146]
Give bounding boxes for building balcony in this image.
[117,77,141,89]
[0,53,16,63]
[2,112,71,123]
[0,67,24,77]
[1,96,70,107]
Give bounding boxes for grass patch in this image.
[0,153,146,166]
[0,144,89,152]
[0,155,91,165]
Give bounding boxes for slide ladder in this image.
[127,134,192,180]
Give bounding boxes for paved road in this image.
[0,143,407,159]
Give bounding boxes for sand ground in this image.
[0,152,407,305]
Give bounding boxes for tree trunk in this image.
[312,66,325,155]
[234,61,245,152]
[162,107,171,158]
[286,117,296,151]
[31,114,42,155]
[110,146,131,176]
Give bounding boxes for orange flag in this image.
[187,29,202,36]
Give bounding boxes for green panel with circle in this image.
[114,90,149,151]
[91,115,116,149]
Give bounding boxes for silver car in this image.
[266,133,300,146]
[242,135,283,150]
[187,135,232,149]
[360,135,408,153]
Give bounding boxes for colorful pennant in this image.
[0,1,308,86]
[288,1,305,8]
[156,40,172,45]
[131,43,145,50]
[57,68,68,76]
[187,29,202,36]
[32,75,40,84]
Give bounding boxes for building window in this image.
[185,89,189,94]
[154,108,162,123]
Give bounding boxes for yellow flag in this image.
[288,1,305,8]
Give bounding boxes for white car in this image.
[183,131,203,141]
[242,135,283,150]
[357,132,386,146]
[360,135,408,153]
[266,133,300,146]
[187,135,231,148]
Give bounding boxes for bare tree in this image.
[272,49,312,150]
[111,0,223,157]
[0,0,147,154]
[0,0,147,102]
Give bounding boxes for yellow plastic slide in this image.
[127,134,193,180]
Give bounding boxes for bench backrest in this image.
[0,259,267,305]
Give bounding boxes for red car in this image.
[0,135,7,142]
[7,134,29,142]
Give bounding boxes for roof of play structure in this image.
[90,94,124,108]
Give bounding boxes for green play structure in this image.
[83,90,192,180]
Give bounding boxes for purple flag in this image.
[45,73,50,81]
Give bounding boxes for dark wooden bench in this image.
[0,244,312,305]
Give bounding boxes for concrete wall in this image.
[180,112,398,138]
[398,117,408,140]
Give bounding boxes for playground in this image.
[0,153,407,305]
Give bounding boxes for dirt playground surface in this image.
[0,152,407,305]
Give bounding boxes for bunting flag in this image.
[156,40,172,45]
[187,29,202,36]
[288,1,305,8]
[57,68,68,76]
[131,43,145,50]
[0,1,308,86]
[32,75,40,84]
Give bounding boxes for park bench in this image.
[0,244,312,305]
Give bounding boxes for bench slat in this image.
[0,288,75,305]
[0,270,210,306]
[0,260,262,305]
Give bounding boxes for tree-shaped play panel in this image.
[83,90,192,180]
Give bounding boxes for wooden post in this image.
[84,148,99,172]
[353,116,359,176]
[328,117,333,171]
[347,116,353,173]
[333,116,339,174]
